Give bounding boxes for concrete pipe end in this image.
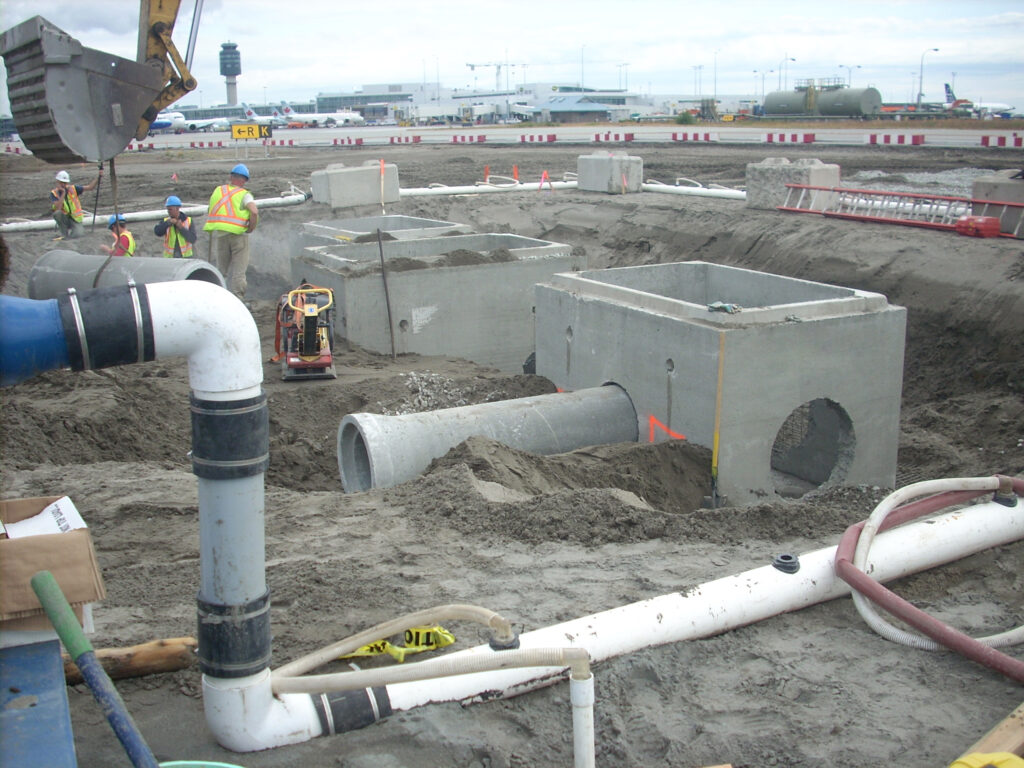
[338,415,374,493]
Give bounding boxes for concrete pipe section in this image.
[338,384,638,492]
[27,250,225,300]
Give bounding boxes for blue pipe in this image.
[0,294,69,387]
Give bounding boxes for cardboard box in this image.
[0,496,105,632]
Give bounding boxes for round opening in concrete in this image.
[338,421,372,492]
[770,398,854,498]
[186,266,225,285]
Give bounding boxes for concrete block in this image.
[535,261,906,504]
[971,169,1024,238]
[745,157,840,210]
[577,152,643,194]
[311,161,400,209]
[293,233,580,372]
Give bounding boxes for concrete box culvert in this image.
[337,384,638,493]
[28,250,226,300]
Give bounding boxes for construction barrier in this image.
[520,134,557,143]
[332,137,363,146]
[980,135,1023,148]
[867,134,926,146]
[594,132,635,142]
[451,135,486,143]
[389,135,421,144]
[671,132,716,142]
[765,133,815,144]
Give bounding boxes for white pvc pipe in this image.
[571,674,596,768]
[400,181,578,197]
[0,192,310,233]
[382,498,1023,710]
[145,281,262,400]
[203,670,323,752]
[641,181,746,200]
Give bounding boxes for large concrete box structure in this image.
[577,151,643,194]
[300,215,473,245]
[293,234,580,372]
[971,169,1024,238]
[745,157,841,210]
[535,262,906,504]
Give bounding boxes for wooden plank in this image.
[964,701,1024,757]
[63,636,197,685]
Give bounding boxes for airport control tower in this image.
[220,42,241,105]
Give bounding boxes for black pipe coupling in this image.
[190,392,269,479]
[197,589,272,678]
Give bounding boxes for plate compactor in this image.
[272,284,338,381]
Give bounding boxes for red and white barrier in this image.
[867,134,925,146]
[671,132,716,142]
[332,137,363,146]
[389,135,421,144]
[764,133,815,144]
[980,135,1023,148]
[593,132,635,142]
[520,134,557,143]
[451,135,486,143]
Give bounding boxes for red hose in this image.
[834,476,1024,683]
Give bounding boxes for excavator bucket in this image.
[0,16,164,165]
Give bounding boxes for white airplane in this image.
[151,110,185,132]
[279,101,365,127]
[182,115,232,132]
[944,84,1014,116]
[237,104,287,127]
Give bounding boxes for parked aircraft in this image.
[279,101,365,127]
[151,111,185,132]
[238,104,287,127]
[182,115,232,132]
[944,84,1014,116]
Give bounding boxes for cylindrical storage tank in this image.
[762,90,809,115]
[338,384,638,492]
[28,251,226,300]
[816,87,882,117]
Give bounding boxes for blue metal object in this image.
[0,639,78,767]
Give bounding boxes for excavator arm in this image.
[0,1,199,165]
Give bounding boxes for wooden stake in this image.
[962,701,1024,757]
[63,636,197,685]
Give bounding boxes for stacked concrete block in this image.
[577,152,643,194]
[971,169,1024,238]
[535,261,906,504]
[745,157,841,210]
[311,161,400,209]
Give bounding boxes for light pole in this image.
[759,69,773,101]
[778,55,795,90]
[917,47,938,111]
[951,71,957,96]
[713,48,721,103]
[580,45,585,90]
[838,64,861,86]
[692,64,703,97]
[262,85,267,105]
[617,62,630,91]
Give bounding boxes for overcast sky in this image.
[2,0,1021,114]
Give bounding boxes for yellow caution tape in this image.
[950,753,1024,768]
[339,625,455,663]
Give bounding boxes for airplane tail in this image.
[279,101,295,116]
[944,83,955,103]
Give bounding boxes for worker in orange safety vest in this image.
[203,163,258,299]
[50,168,102,240]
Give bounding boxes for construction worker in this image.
[153,195,197,258]
[203,163,258,299]
[101,214,136,257]
[50,168,102,240]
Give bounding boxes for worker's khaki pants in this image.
[210,231,250,299]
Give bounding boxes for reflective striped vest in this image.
[111,230,136,257]
[162,216,194,257]
[203,184,250,234]
[52,185,84,222]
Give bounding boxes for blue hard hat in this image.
[107,213,126,228]
[165,195,182,207]
[231,163,250,179]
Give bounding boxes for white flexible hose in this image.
[271,603,515,680]
[851,476,1024,650]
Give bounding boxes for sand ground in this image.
[1,140,1022,768]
